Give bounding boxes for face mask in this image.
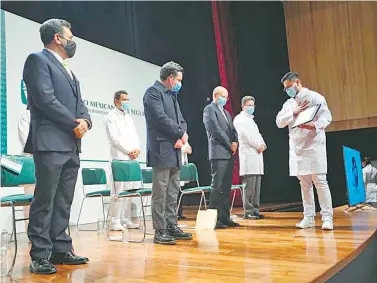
[120,101,129,111]
[171,82,182,93]
[60,36,77,58]
[217,96,227,107]
[246,106,255,115]
[286,85,297,98]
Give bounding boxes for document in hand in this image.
[292,104,321,129]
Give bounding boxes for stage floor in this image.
[3,205,377,283]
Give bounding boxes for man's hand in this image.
[299,121,316,130]
[128,149,140,160]
[258,144,267,153]
[73,119,89,138]
[293,100,309,117]
[174,139,183,149]
[183,144,192,154]
[230,142,238,154]
[181,132,189,144]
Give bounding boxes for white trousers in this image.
[297,174,333,221]
[111,182,134,223]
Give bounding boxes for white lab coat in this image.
[276,88,332,176]
[363,164,377,203]
[17,110,31,155]
[234,111,266,176]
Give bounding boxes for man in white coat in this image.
[276,72,334,230]
[104,90,140,230]
[234,96,266,219]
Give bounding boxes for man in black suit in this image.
[203,86,239,229]
[23,19,91,274]
[143,61,192,245]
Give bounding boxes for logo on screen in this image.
[21,79,27,105]
[351,156,359,188]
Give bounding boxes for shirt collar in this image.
[115,107,126,116]
[243,111,254,119]
[44,48,65,65]
[213,101,223,111]
[154,80,170,93]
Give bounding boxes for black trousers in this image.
[209,159,234,222]
[28,148,80,260]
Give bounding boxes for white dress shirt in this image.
[104,108,140,161]
[45,48,73,79]
[18,109,31,154]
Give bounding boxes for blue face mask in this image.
[246,106,255,115]
[121,101,129,111]
[217,96,227,107]
[171,82,182,93]
[286,86,297,98]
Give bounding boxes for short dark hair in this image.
[114,90,128,105]
[39,19,71,46]
[364,156,372,165]
[281,72,299,84]
[160,61,184,81]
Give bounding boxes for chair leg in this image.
[8,203,17,274]
[101,195,107,229]
[177,193,184,215]
[230,190,236,213]
[76,197,86,231]
[106,196,117,241]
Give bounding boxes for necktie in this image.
[62,61,73,79]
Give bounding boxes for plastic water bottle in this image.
[97,218,103,233]
[0,230,9,276]
[122,225,129,243]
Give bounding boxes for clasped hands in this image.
[230,142,238,155]
[128,149,140,160]
[174,132,189,149]
[73,119,88,138]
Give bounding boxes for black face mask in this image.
[60,36,77,58]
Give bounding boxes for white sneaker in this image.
[296,217,315,229]
[322,220,334,230]
[123,220,140,229]
[111,222,123,231]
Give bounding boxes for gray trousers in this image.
[151,167,180,230]
[243,174,261,214]
[28,148,79,260]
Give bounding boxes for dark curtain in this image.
[211,1,242,206]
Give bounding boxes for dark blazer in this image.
[203,102,238,160]
[143,81,187,168]
[22,49,91,153]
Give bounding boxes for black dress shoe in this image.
[50,251,88,265]
[29,258,57,275]
[223,219,240,227]
[154,229,176,245]
[167,225,192,240]
[245,213,265,220]
[215,221,228,229]
[177,215,186,220]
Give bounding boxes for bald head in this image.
[212,86,229,105]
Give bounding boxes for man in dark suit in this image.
[143,61,192,245]
[23,19,91,274]
[203,86,239,229]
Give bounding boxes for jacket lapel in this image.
[212,103,229,126]
[42,49,78,96]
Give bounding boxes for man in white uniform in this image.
[104,90,140,230]
[276,72,334,230]
[234,96,266,219]
[362,157,377,203]
[18,108,31,155]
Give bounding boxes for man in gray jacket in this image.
[203,86,239,228]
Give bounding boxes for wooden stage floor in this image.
[3,205,377,283]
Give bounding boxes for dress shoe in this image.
[296,217,315,229]
[223,219,240,227]
[322,219,334,230]
[177,215,186,220]
[29,258,57,275]
[167,224,192,240]
[122,219,140,229]
[154,229,176,245]
[50,251,89,265]
[215,221,228,229]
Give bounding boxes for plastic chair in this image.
[77,168,111,231]
[1,155,35,274]
[177,163,212,214]
[230,184,244,215]
[106,160,148,243]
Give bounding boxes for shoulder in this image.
[24,51,46,66]
[105,109,117,121]
[233,113,243,123]
[204,103,215,112]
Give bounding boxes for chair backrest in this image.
[111,160,142,182]
[1,155,36,186]
[142,168,153,184]
[81,168,107,185]
[180,163,199,183]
